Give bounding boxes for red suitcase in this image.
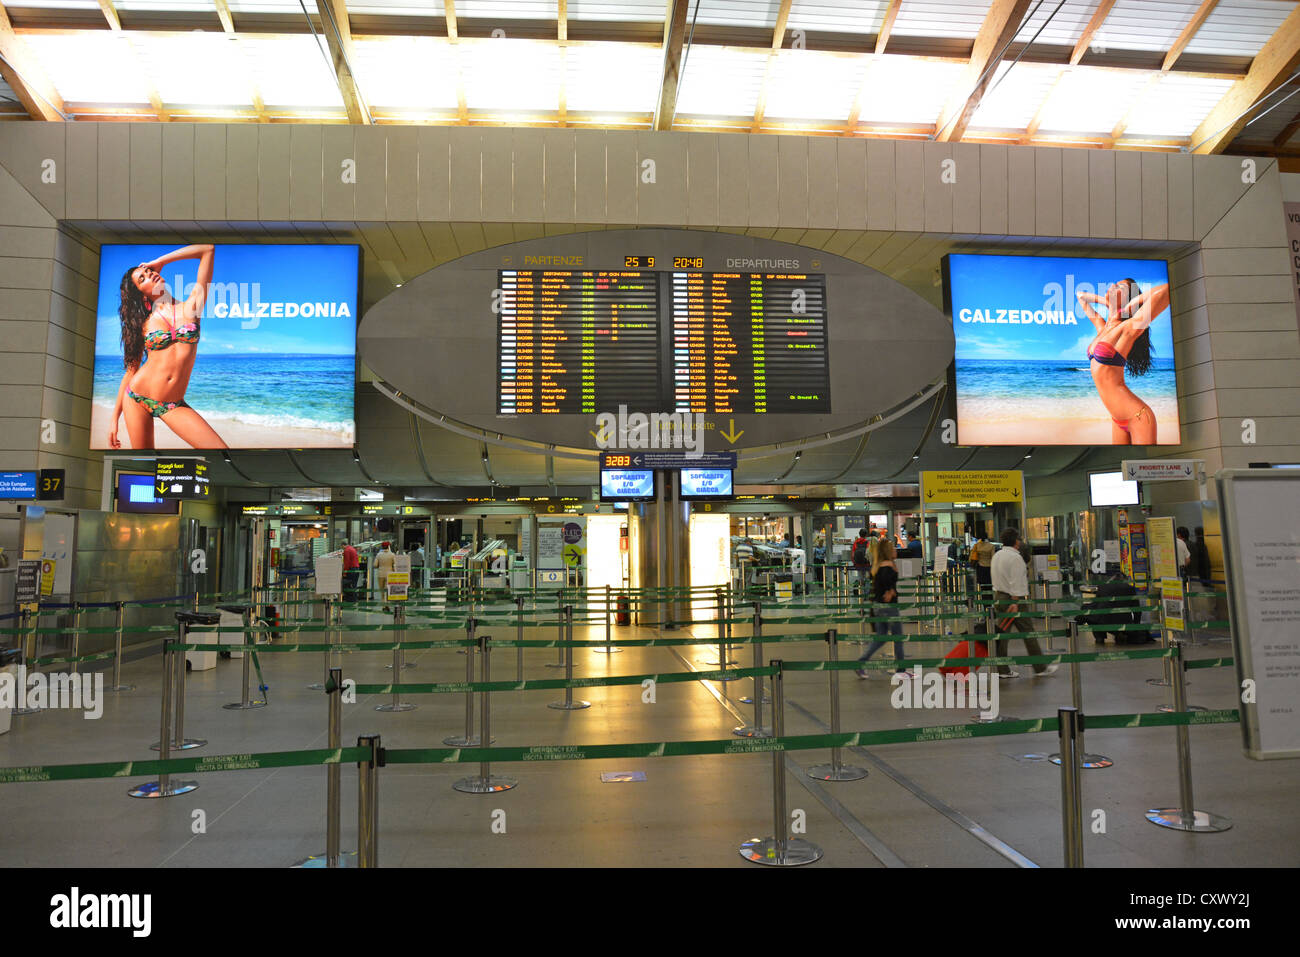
[939,640,988,677]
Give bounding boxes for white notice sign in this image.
[314,554,343,596]
[1218,469,1300,760]
[537,525,565,570]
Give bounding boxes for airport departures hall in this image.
[0,0,1298,900]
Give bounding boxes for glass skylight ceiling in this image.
[0,0,1288,158]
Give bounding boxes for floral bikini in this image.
[127,321,199,418]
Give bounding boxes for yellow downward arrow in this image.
[590,425,612,444]
[720,419,744,444]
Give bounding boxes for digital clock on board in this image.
[674,257,703,268]
[624,256,655,268]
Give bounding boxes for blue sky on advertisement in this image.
[947,254,1174,363]
[95,244,359,357]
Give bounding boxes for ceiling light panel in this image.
[110,0,214,10]
[23,32,154,103]
[567,0,667,22]
[345,0,447,13]
[4,0,98,8]
[463,37,561,111]
[239,34,347,108]
[762,49,869,121]
[564,42,662,113]
[891,0,997,40]
[968,61,1063,131]
[456,0,557,20]
[675,44,769,117]
[132,31,256,107]
[1184,0,1299,58]
[786,0,891,35]
[1096,0,1203,53]
[225,0,319,11]
[1017,0,1103,47]
[855,57,965,125]
[352,37,460,110]
[1122,73,1235,138]
[1034,66,1146,134]
[690,0,780,29]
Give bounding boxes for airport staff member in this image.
[374,541,397,608]
[991,528,1058,679]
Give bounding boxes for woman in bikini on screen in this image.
[1076,278,1171,445]
[107,244,227,450]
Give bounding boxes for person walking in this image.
[969,531,995,596]
[851,527,873,601]
[1175,526,1192,581]
[374,541,396,611]
[856,539,906,677]
[991,528,1058,679]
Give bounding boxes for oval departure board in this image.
[358,229,954,452]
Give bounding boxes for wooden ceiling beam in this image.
[97,0,168,120]
[751,0,793,132]
[445,0,467,123]
[321,0,371,124]
[935,0,1034,142]
[1163,0,1219,72]
[0,1,65,119]
[1069,0,1116,65]
[653,0,690,131]
[1191,4,1300,153]
[213,0,267,121]
[875,0,901,55]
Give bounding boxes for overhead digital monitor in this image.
[0,471,37,500]
[91,243,361,451]
[1089,470,1141,507]
[600,469,655,502]
[680,468,734,499]
[944,254,1178,446]
[116,472,180,515]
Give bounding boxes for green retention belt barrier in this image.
[170,639,475,654]
[1184,656,1234,670]
[351,666,772,697]
[30,651,118,666]
[0,710,1241,785]
[0,747,369,785]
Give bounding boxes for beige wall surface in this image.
[0,124,1296,509]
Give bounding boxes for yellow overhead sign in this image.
[921,470,1025,504]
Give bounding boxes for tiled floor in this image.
[1,598,1295,868]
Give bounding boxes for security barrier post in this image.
[69,602,81,675]
[707,586,736,677]
[454,635,517,793]
[376,604,415,713]
[109,600,132,693]
[593,584,620,655]
[1049,621,1110,768]
[1057,707,1085,868]
[1145,642,1232,833]
[444,619,482,745]
[516,595,525,681]
[224,605,266,711]
[735,602,771,737]
[357,734,381,867]
[13,608,40,716]
[807,630,867,782]
[739,660,823,866]
[309,597,335,691]
[549,604,591,710]
[547,592,565,668]
[129,630,199,798]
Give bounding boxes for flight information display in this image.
[497,270,660,414]
[671,272,829,414]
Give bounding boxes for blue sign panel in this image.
[0,471,38,499]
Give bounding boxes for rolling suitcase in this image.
[939,640,988,677]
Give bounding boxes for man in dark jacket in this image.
[851,528,872,600]
[1085,571,1152,644]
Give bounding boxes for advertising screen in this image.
[1089,470,1141,507]
[945,254,1178,446]
[600,469,655,501]
[680,468,733,499]
[91,244,360,450]
[116,473,180,515]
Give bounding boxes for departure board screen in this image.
[497,270,660,414]
[671,272,829,414]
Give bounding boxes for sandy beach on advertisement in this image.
[91,402,353,449]
[957,395,1181,446]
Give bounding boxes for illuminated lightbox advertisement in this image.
[945,254,1179,446]
[91,244,360,450]
[680,468,733,499]
[600,469,655,502]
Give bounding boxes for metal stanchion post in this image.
[549,605,590,710]
[739,660,823,866]
[224,607,267,711]
[12,609,40,716]
[109,600,133,693]
[546,593,565,668]
[308,597,334,691]
[294,666,356,867]
[1042,582,1054,652]
[444,619,484,744]
[735,602,771,736]
[69,601,81,676]
[807,630,867,781]
[592,583,620,655]
[1057,707,1085,868]
[706,587,736,678]
[1146,642,1232,832]
[516,595,525,681]
[130,631,200,798]
[455,636,517,793]
[356,734,381,867]
[376,604,416,713]
[1048,621,1110,768]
